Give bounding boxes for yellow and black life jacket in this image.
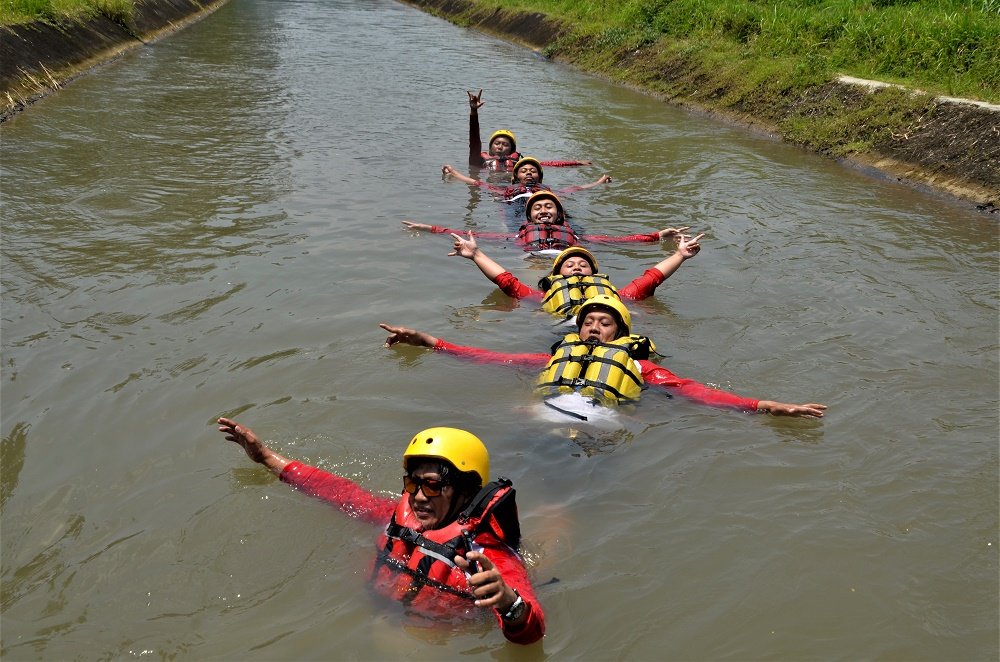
[373,479,520,605]
[517,222,579,251]
[536,333,650,405]
[537,274,618,316]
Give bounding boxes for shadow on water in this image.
[0,422,29,511]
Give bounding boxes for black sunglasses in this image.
[403,475,449,497]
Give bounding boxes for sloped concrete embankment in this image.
[1,0,228,121]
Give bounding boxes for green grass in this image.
[3,0,996,101]
[477,0,999,102]
[0,0,132,25]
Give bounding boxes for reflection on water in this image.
[1,0,997,658]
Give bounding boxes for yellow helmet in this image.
[511,156,543,183]
[576,294,631,338]
[551,246,598,276]
[403,427,489,486]
[525,190,565,223]
[489,129,516,152]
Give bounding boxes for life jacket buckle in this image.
[397,528,421,544]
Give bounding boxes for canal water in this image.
[1,0,996,658]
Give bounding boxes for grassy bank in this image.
[4,0,995,202]
[1,0,225,123]
[0,0,133,25]
[472,0,999,104]
[409,0,997,204]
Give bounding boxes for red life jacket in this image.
[480,151,522,172]
[501,183,549,203]
[371,479,521,611]
[518,222,580,251]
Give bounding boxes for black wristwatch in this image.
[501,589,526,622]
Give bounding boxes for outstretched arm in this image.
[557,174,612,194]
[641,363,827,417]
[539,158,592,167]
[468,89,486,167]
[218,417,291,475]
[381,324,548,367]
[448,232,544,301]
[381,323,439,348]
[584,226,691,244]
[756,400,828,417]
[580,174,613,190]
[442,164,481,186]
[657,226,690,241]
[218,418,396,523]
[401,220,437,233]
[449,232,509,283]
[402,221,512,240]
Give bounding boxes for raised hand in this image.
[448,231,480,259]
[658,226,691,241]
[455,550,519,614]
[217,417,290,474]
[677,232,704,258]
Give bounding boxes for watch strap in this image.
[501,589,525,621]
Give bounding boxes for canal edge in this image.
[0,0,230,123]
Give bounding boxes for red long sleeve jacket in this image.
[279,462,545,644]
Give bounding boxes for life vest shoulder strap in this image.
[384,479,521,555]
[458,478,521,551]
[384,520,463,564]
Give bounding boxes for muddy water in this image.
[1,0,996,658]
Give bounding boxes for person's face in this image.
[406,462,455,530]
[515,163,539,184]
[490,136,513,156]
[558,256,593,277]
[530,199,560,224]
[580,310,620,343]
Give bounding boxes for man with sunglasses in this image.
[217,418,545,644]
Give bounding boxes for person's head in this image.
[402,427,489,530]
[550,246,598,277]
[576,294,631,342]
[488,130,516,157]
[511,156,543,185]
[526,191,565,225]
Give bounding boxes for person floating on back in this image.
[443,156,611,231]
[380,295,827,423]
[467,89,592,172]
[448,238,703,319]
[404,190,689,254]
